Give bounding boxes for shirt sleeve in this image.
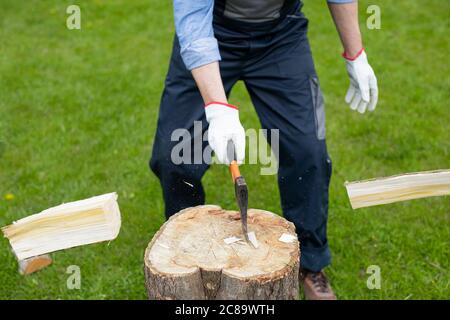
[173,0,221,71]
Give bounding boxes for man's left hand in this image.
[344,49,378,113]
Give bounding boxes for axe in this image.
[227,140,249,242]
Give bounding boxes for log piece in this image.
[345,169,450,209]
[144,205,299,300]
[2,192,121,260]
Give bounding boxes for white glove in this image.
[344,49,378,113]
[205,102,246,164]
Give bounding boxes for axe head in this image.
[227,140,249,242]
[234,176,249,242]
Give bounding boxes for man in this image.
[150,0,378,300]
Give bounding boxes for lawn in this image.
[0,0,448,299]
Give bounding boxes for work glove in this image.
[344,48,378,113]
[205,102,246,164]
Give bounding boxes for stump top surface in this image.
[145,205,299,279]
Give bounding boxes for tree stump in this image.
[144,205,300,300]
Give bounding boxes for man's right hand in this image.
[205,102,246,165]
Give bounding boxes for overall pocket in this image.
[309,76,326,140]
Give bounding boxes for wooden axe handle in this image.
[230,160,241,181]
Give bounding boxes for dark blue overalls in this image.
[150,0,332,272]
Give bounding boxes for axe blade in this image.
[234,176,249,242]
[227,140,249,242]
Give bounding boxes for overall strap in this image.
[213,0,301,22]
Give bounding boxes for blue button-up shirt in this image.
[174,0,354,70]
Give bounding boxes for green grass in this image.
[0,0,448,299]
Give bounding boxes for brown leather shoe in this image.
[300,269,337,300]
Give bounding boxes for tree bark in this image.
[144,205,299,300]
[18,254,52,275]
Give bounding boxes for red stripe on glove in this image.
[342,48,365,61]
[205,101,239,110]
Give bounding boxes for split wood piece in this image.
[18,254,52,275]
[345,169,450,209]
[144,205,300,300]
[2,192,121,260]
